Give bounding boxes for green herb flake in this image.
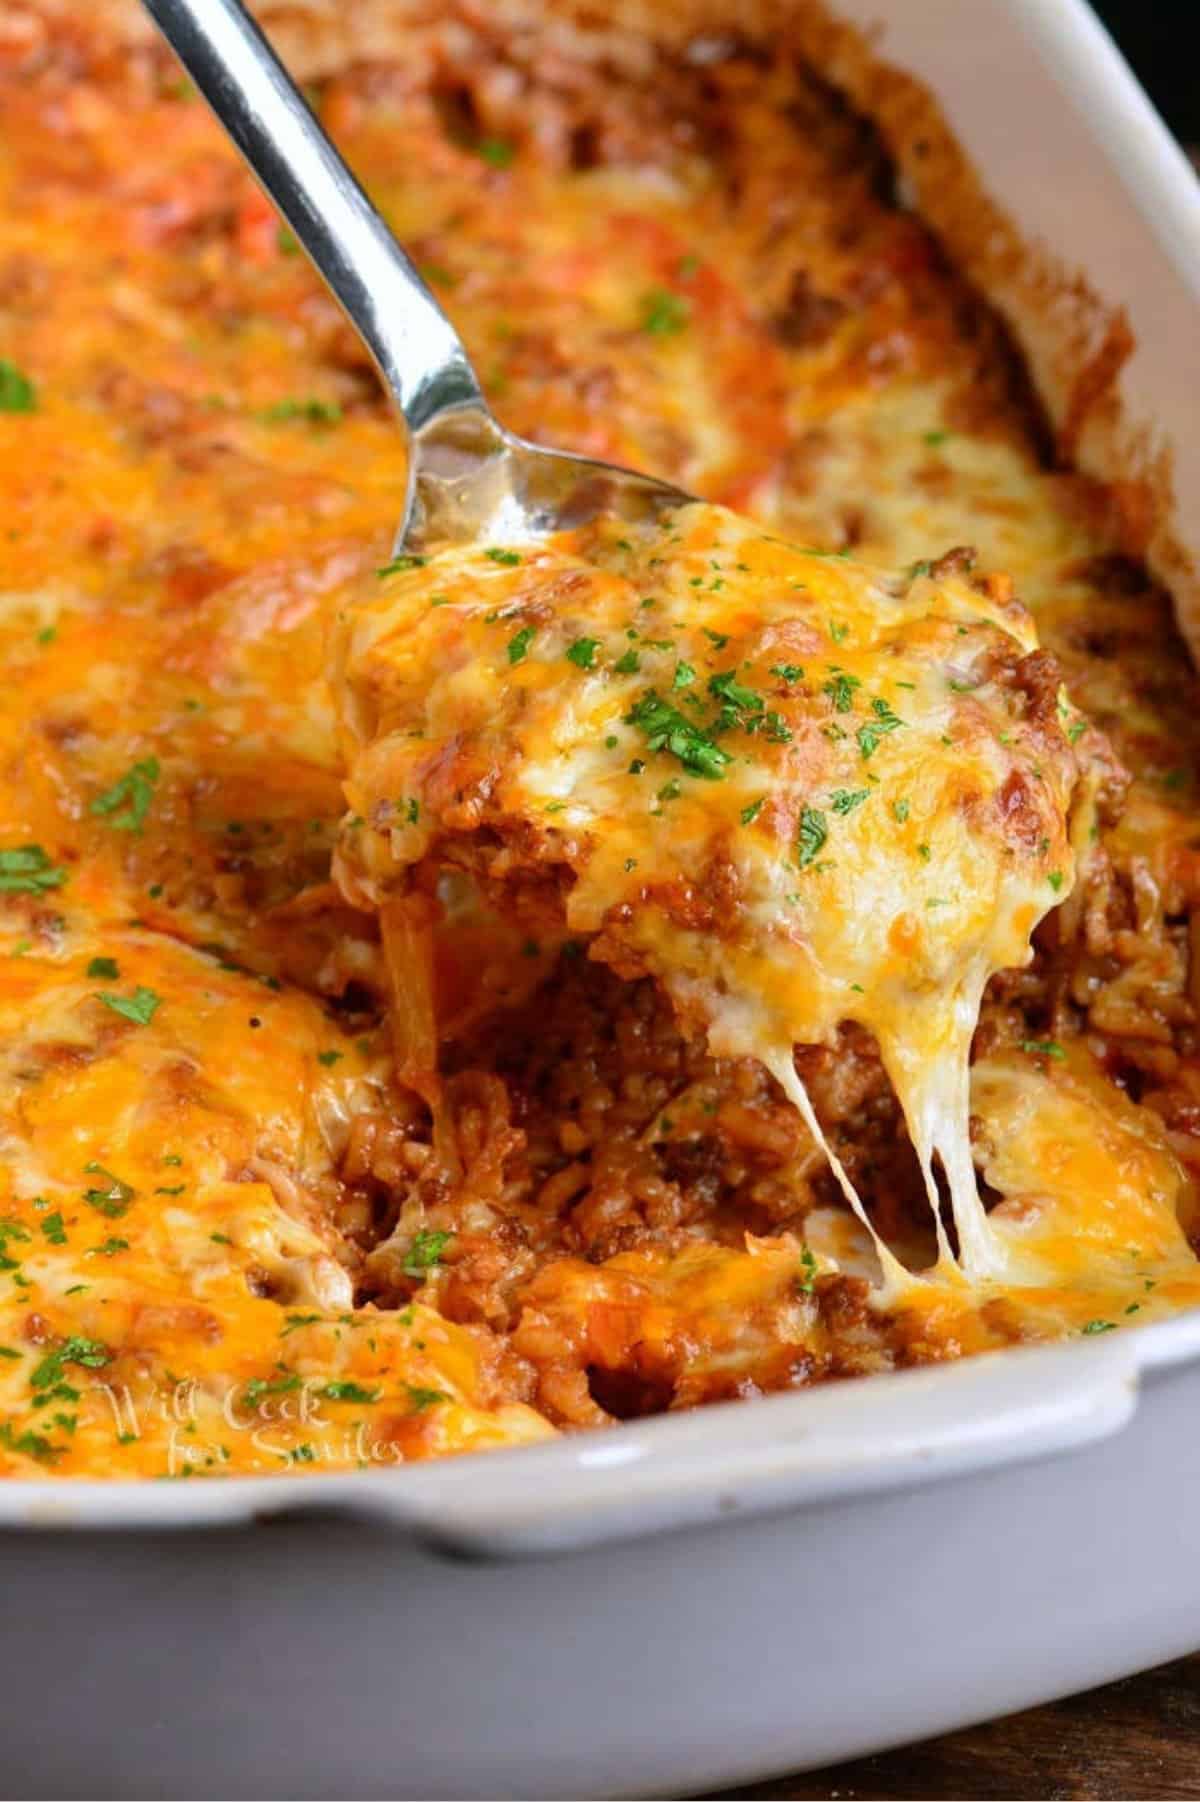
[89,757,160,834]
[281,1313,322,1337]
[770,663,804,684]
[406,1385,449,1412]
[507,625,536,665]
[741,797,765,826]
[260,397,341,427]
[797,1245,818,1295]
[614,648,640,675]
[0,358,36,413]
[672,661,696,690]
[39,1213,67,1246]
[0,844,67,895]
[476,137,515,168]
[856,698,905,761]
[83,1163,134,1217]
[640,288,690,336]
[484,547,521,566]
[1048,870,1065,892]
[1081,1319,1116,1335]
[796,805,828,869]
[316,1050,343,1067]
[828,621,849,645]
[95,986,161,1027]
[1019,1038,1066,1061]
[30,1334,109,1391]
[822,671,861,713]
[404,1229,452,1278]
[566,637,600,670]
[377,553,426,577]
[624,692,732,780]
[321,1381,381,1404]
[86,956,120,981]
[830,789,869,815]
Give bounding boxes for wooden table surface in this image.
[706,1654,1200,1799]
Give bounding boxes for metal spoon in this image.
[140,0,692,556]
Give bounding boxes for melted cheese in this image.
[334,501,1086,1295]
[4,7,1200,1474]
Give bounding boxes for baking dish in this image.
[4,0,1200,1795]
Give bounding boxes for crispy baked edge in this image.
[15,0,1197,654]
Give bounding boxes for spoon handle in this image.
[139,0,484,433]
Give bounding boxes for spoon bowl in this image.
[141,0,693,560]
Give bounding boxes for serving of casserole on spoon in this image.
[140,0,1195,1343]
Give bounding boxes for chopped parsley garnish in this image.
[377,553,426,577]
[260,397,341,426]
[1048,871,1065,892]
[856,698,905,761]
[87,956,120,980]
[624,692,732,780]
[83,1163,134,1216]
[1019,1038,1066,1061]
[280,1313,322,1336]
[0,844,66,894]
[917,843,931,862]
[796,805,828,868]
[797,1245,818,1294]
[404,1229,451,1278]
[321,1381,381,1404]
[1081,1319,1116,1335]
[241,1373,302,1410]
[0,358,36,413]
[316,1050,343,1067]
[31,1335,109,1390]
[672,661,696,689]
[770,664,804,684]
[640,288,690,335]
[741,797,765,826]
[708,669,762,726]
[95,986,161,1026]
[703,628,729,650]
[614,648,641,675]
[484,547,521,566]
[476,137,515,168]
[822,671,861,713]
[828,621,849,645]
[1067,720,1087,745]
[89,756,160,834]
[566,637,600,670]
[892,799,910,823]
[39,1213,67,1246]
[0,1423,59,1463]
[830,789,869,815]
[923,429,951,446]
[507,625,537,665]
[406,1385,448,1411]
[93,1236,129,1257]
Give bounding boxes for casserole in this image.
[4,0,1200,1795]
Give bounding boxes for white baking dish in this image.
[4,2,1200,1796]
